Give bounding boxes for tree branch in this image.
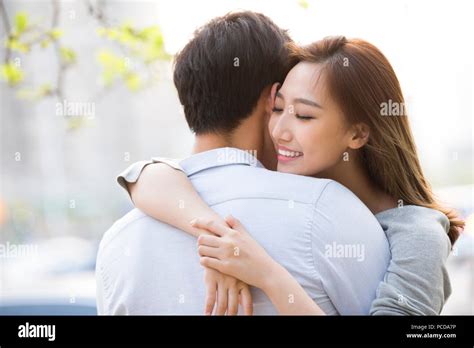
[0,0,12,62]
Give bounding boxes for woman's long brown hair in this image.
[289,36,464,245]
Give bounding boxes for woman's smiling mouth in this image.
[277,146,303,163]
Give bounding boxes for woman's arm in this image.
[123,161,324,314]
[262,263,326,315]
[127,163,224,236]
[194,212,453,316]
[125,162,253,315]
[193,216,325,315]
[369,211,453,315]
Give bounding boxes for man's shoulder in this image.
[99,209,160,251]
[213,165,339,204]
[225,165,366,207]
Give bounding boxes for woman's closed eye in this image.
[272,107,283,113]
[272,106,314,120]
[272,106,315,121]
[296,115,314,120]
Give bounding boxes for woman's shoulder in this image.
[376,205,449,232]
[375,205,451,251]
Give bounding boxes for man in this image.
[96,11,389,315]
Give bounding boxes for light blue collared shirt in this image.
[96,147,390,315]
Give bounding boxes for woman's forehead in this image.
[281,62,327,99]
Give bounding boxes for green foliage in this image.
[2,12,169,98]
[5,37,30,53]
[40,39,50,49]
[59,46,76,64]
[298,0,309,9]
[97,49,142,91]
[14,12,28,35]
[97,23,169,62]
[125,72,140,91]
[66,116,94,131]
[4,9,64,55]
[97,23,169,91]
[17,83,52,100]
[49,28,63,40]
[97,49,128,86]
[1,62,24,86]
[2,11,73,94]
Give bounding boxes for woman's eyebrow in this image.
[294,97,323,109]
[276,91,323,109]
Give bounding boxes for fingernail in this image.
[190,218,197,226]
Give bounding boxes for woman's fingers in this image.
[216,284,228,315]
[227,287,239,315]
[204,276,216,316]
[239,286,253,315]
[225,215,247,234]
[198,245,220,258]
[190,218,232,237]
[200,256,223,273]
[197,234,221,248]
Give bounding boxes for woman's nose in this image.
[272,114,292,143]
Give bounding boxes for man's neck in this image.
[192,133,232,154]
[192,117,267,165]
[192,131,264,156]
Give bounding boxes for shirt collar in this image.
[179,147,265,176]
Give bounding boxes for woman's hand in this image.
[193,215,326,315]
[192,215,279,290]
[202,267,253,315]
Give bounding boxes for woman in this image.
[118,36,464,315]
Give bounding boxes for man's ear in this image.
[265,82,280,114]
[348,123,370,149]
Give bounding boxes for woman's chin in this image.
[277,163,303,174]
[277,162,322,177]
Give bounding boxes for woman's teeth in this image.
[278,149,303,158]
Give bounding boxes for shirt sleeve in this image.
[95,244,111,315]
[369,210,452,316]
[116,157,185,198]
[310,180,391,315]
[95,262,107,315]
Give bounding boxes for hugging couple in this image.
[96,11,464,315]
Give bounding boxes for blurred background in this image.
[0,0,472,315]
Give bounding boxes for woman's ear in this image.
[348,123,370,149]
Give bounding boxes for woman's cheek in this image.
[300,128,333,174]
[268,116,279,145]
[268,116,275,135]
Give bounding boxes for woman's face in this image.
[268,61,354,176]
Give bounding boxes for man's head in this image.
[173,11,292,135]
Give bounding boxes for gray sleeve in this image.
[370,211,452,315]
[116,157,185,197]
